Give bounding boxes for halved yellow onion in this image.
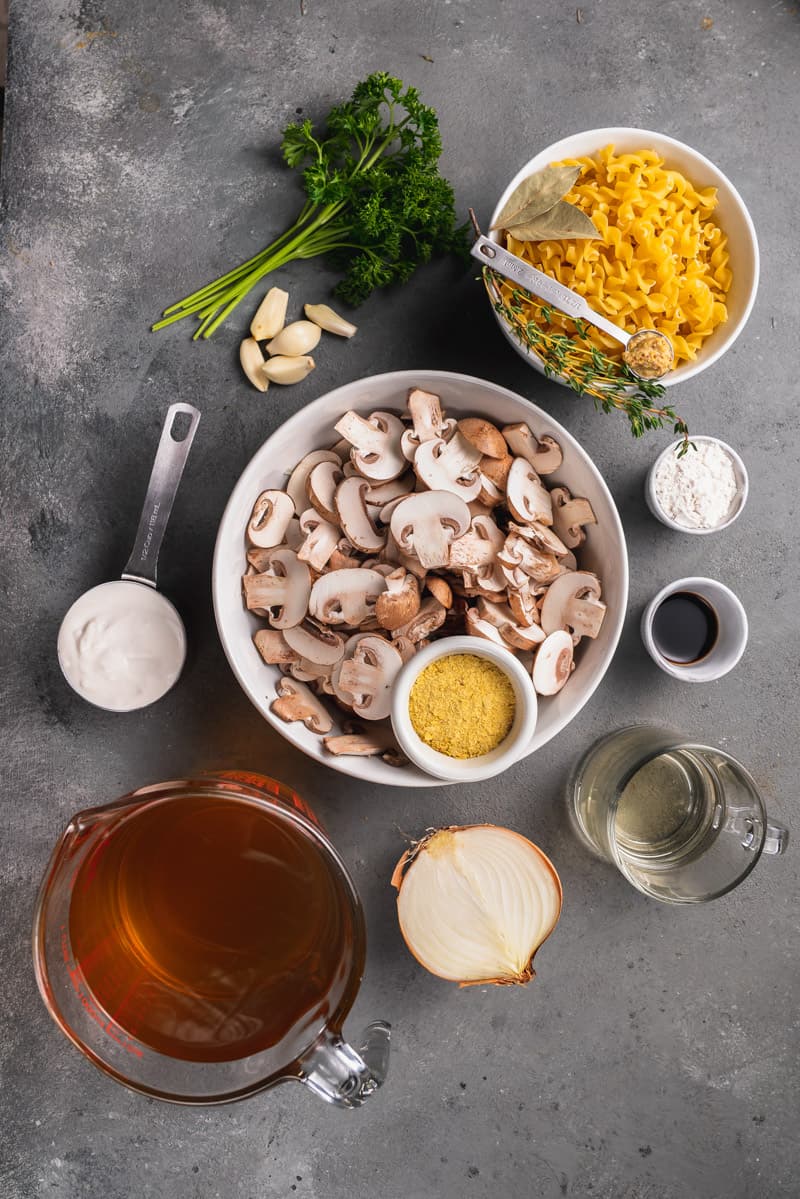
[392,825,562,987]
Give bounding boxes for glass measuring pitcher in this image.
[568,726,789,903]
[33,773,390,1106]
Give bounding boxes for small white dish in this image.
[390,636,538,783]
[641,577,748,682]
[645,436,748,534]
[487,127,760,389]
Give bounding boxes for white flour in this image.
[654,441,739,529]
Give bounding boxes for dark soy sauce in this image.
[652,591,719,664]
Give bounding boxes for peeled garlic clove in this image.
[250,286,289,341]
[239,337,268,392]
[262,355,316,385]
[392,825,562,986]
[266,320,321,358]
[304,303,358,339]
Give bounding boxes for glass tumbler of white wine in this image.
[568,726,788,903]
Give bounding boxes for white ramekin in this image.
[640,576,748,682]
[645,436,748,534]
[390,636,538,783]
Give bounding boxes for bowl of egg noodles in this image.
[487,128,759,388]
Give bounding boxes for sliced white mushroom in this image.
[531,630,574,696]
[306,460,344,524]
[271,677,333,733]
[465,607,506,645]
[507,520,569,558]
[400,388,456,460]
[507,586,540,629]
[375,569,421,631]
[502,424,563,475]
[475,597,545,648]
[390,596,446,643]
[506,458,554,526]
[364,474,415,507]
[549,486,598,549]
[413,432,483,502]
[449,515,505,573]
[242,548,311,629]
[335,476,387,553]
[253,628,298,666]
[283,623,346,667]
[286,450,341,513]
[334,635,403,721]
[296,510,340,572]
[540,571,607,640]
[334,410,407,482]
[498,533,562,585]
[247,490,295,549]
[390,491,471,570]
[308,568,387,626]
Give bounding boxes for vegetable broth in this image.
[69,795,354,1063]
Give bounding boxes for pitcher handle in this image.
[299,1021,390,1108]
[763,821,789,856]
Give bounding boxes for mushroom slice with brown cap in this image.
[296,510,340,573]
[375,569,420,631]
[283,622,346,667]
[253,628,299,666]
[476,474,505,509]
[498,533,562,585]
[390,596,446,644]
[247,491,296,549]
[286,450,341,514]
[271,677,333,733]
[531,630,574,695]
[390,491,471,570]
[465,607,506,645]
[426,576,453,609]
[334,411,406,482]
[400,388,456,460]
[549,486,598,550]
[323,724,403,759]
[335,477,387,554]
[334,635,403,721]
[505,458,554,527]
[364,474,415,508]
[476,596,545,648]
[380,531,428,580]
[308,568,387,626]
[540,571,607,640]
[306,460,344,524]
[502,424,564,475]
[508,520,569,558]
[457,418,507,460]
[413,432,483,502]
[242,548,311,629]
[508,586,540,629]
[479,455,513,491]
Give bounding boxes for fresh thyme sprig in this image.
[483,267,691,454]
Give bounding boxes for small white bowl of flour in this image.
[646,436,748,534]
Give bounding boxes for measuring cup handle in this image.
[299,1021,390,1108]
[763,820,789,856]
[122,403,201,588]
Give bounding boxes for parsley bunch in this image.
[154,72,467,339]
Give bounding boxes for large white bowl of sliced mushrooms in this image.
[213,370,628,786]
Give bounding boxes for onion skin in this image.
[392,825,563,988]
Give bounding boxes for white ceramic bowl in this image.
[488,127,760,389]
[645,436,749,533]
[213,370,629,788]
[390,636,539,783]
[641,576,748,682]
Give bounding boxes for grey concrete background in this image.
[1,1,799,1196]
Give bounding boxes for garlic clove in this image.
[266,320,322,358]
[250,287,289,341]
[239,337,269,392]
[304,303,358,339]
[392,825,562,986]
[262,354,316,385]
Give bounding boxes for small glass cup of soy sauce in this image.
[641,576,748,682]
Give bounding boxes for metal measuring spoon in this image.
[57,403,201,712]
[472,235,674,381]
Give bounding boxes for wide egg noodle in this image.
[502,144,731,368]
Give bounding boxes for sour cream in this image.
[57,580,186,712]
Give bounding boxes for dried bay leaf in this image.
[506,199,598,241]
[490,164,581,231]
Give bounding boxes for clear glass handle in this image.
[300,1021,390,1108]
[763,821,789,856]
